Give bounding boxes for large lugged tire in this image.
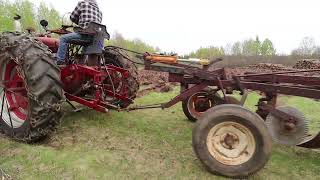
[0,32,64,143]
[103,47,139,108]
[192,104,272,178]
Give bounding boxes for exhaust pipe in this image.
[13,14,22,32]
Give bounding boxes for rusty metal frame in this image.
[162,82,210,108]
[144,61,320,105]
[140,60,320,149]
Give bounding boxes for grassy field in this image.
[0,88,320,180]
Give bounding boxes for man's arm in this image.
[70,2,82,25]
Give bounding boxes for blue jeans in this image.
[56,32,92,62]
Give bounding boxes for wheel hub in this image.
[207,122,256,165]
[283,121,296,131]
[194,97,211,112]
[221,133,239,150]
[188,92,214,118]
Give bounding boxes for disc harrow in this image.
[125,52,320,178]
[131,53,320,149]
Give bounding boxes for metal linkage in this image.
[126,104,163,111]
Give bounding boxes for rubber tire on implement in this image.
[103,47,139,108]
[0,32,64,143]
[182,89,240,122]
[192,104,272,178]
[182,88,220,122]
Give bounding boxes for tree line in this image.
[0,0,159,53]
[291,37,320,58]
[0,0,319,59]
[106,32,159,53]
[189,36,277,59]
[0,0,61,32]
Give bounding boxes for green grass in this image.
[0,88,320,179]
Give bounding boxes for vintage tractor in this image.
[1,17,320,178]
[0,19,139,142]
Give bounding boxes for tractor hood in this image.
[36,37,60,53]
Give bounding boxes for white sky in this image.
[29,0,320,55]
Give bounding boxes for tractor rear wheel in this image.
[192,104,272,178]
[0,32,64,143]
[103,47,139,108]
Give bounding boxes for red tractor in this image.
[3,17,320,179]
[0,20,139,142]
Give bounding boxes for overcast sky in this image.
[29,0,320,55]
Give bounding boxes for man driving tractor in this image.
[56,0,103,65]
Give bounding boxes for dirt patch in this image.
[224,63,295,77]
[138,70,168,86]
[137,70,175,97]
[293,59,320,69]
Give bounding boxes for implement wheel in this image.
[0,32,64,142]
[192,104,272,178]
[182,89,240,122]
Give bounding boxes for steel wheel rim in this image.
[0,61,28,128]
[187,92,214,118]
[206,121,256,166]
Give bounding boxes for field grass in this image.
[0,88,320,180]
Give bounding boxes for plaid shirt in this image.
[70,0,103,29]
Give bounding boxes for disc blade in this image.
[266,106,309,146]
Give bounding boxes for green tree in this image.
[0,0,62,32]
[242,36,261,56]
[254,36,261,55]
[107,32,158,53]
[260,38,276,56]
[37,2,62,30]
[242,39,255,55]
[231,41,242,55]
[13,0,36,30]
[0,0,15,31]
[189,46,224,59]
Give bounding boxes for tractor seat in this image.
[69,39,93,46]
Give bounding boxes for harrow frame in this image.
[129,54,320,149]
